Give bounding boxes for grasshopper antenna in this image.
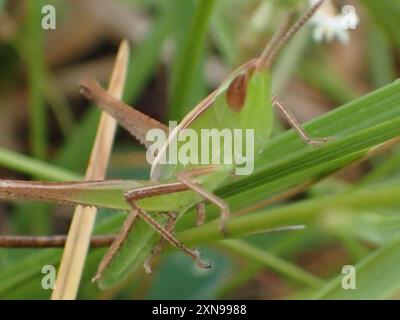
[257,11,294,71]
[257,0,325,70]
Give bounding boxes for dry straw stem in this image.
[51,40,130,300]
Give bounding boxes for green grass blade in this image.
[168,0,217,120]
[24,0,47,160]
[0,147,81,181]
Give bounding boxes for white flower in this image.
[309,0,359,44]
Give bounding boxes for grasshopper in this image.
[0,1,329,288]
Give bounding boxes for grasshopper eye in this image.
[226,73,248,111]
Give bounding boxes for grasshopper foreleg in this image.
[93,182,211,282]
[93,211,139,282]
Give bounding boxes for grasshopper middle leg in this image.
[177,168,230,235]
[272,95,329,146]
